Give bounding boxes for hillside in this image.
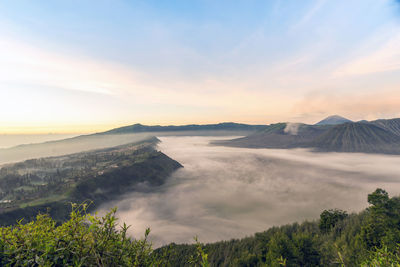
[158,189,400,266]
[370,118,400,136]
[1,189,399,266]
[214,123,332,148]
[309,122,400,153]
[0,138,182,225]
[218,118,400,154]
[0,122,268,165]
[0,132,153,165]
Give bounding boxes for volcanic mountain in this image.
[219,118,400,154]
[315,115,352,125]
[309,122,400,153]
[214,123,332,148]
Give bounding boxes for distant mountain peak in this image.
[315,115,352,125]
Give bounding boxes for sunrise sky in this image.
[1,0,400,134]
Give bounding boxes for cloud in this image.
[334,32,400,76]
[0,38,119,95]
[0,36,204,104]
[0,133,153,165]
[291,89,400,122]
[96,136,400,247]
[291,0,327,30]
[2,0,400,129]
[0,36,294,123]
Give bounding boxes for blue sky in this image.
[0,0,400,133]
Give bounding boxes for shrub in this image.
[0,203,164,266]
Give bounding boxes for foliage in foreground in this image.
[159,188,400,266]
[361,245,400,267]
[0,203,161,266]
[1,189,400,266]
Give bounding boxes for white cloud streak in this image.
[335,30,400,76]
[291,0,327,30]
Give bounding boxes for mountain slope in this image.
[218,119,400,154]
[215,123,331,148]
[309,122,400,153]
[0,139,182,225]
[100,122,268,134]
[157,189,400,266]
[370,118,400,136]
[0,122,268,165]
[316,115,352,125]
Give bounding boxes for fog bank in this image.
[0,131,254,165]
[0,133,153,165]
[97,136,400,247]
[0,134,79,149]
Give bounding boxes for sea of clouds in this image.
[97,136,400,247]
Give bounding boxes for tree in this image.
[319,209,348,233]
[368,188,389,207]
[360,189,400,251]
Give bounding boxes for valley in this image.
[2,128,400,265]
[96,135,400,247]
[3,0,400,264]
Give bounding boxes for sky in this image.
[0,0,400,134]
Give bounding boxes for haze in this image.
[97,136,400,247]
[0,134,79,149]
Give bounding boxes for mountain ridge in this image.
[4,117,400,157]
[99,122,268,135]
[218,118,400,154]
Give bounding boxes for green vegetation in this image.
[0,138,182,225]
[361,245,400,266]
[1,137,400,265]
[158,188,400,266]
[318,209,348,233]
[0,189,399,266]
[0,203,163,266]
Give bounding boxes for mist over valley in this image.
[2,1,400,264]
[2,123,400,265]
[97,136,400,247]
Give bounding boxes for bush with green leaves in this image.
[0,203,163,266]
[188,236,210,267]
[361,245,400,267]
[159,189,400,266]
[2,188,400,266]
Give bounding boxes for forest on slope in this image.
[157,188,400,266]
[0,189,399,266]
[0,137,182,225]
